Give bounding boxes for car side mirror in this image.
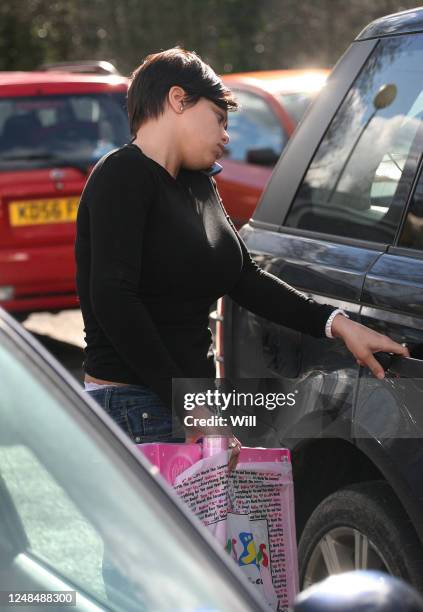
[246,147,279,167]
[373,83,397,110]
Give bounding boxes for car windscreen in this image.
[277,92,316,124]
[0,92,131,168]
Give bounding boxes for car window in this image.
[277,92,316,124]
[285,34,423,243]
[399,165,423,250]
[226,89,287,164]
[0,330,253,611]
[0,93,130,167]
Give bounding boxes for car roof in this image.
[0,71,128,87]
[357,6,423,40]
[222,69,329,96]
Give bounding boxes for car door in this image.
[354,154,423,542]
[227,33,423,446]
[0,311,266,612]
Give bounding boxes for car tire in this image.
[298,480,423,591]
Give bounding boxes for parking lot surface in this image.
[23,310,85,383]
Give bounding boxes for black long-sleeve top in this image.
[75,143,333,410]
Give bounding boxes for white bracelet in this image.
[325,308,349,339]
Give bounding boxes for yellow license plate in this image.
[9,197,80,227]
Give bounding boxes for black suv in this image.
[217,7,423,592]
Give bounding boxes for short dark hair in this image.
[127,47,238,137]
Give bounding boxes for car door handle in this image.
[374,352,423,378]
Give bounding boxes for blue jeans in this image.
[85,384,173,443]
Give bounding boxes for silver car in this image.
[0,308,266,611]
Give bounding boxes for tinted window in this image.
[226,89,287,163]
[285,35,423,243]
[0,92,130,168]
[399,166,423,250]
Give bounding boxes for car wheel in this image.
[298,480,423,591]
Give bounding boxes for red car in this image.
[0,68,129,316]
[217,69,329,227]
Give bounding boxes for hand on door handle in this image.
[373,351,423,378]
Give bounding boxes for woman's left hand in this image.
[184,404,242,471]
[331,314,410,379]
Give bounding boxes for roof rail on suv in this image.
[38,60,120,76]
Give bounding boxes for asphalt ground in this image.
[23,309,85,384]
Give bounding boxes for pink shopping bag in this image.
[138,440,298,611]
[139,440,201,485]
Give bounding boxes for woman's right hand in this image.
[184,404,241,471]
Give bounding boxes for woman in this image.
[75,47,408,469]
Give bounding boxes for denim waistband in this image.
[83,382,158,395]
[84,382,117,391]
